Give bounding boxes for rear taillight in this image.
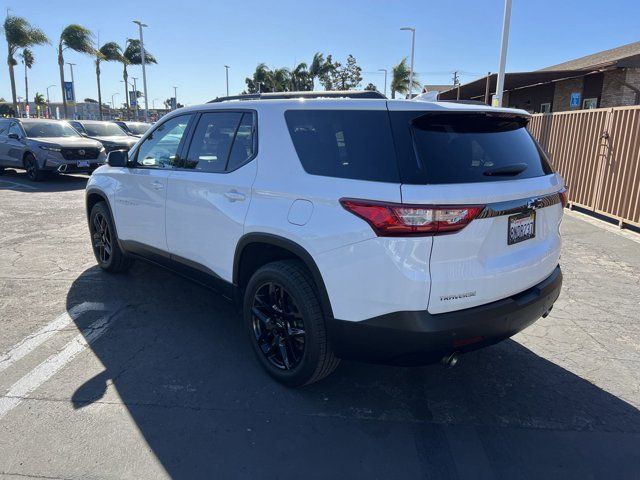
[559,187,569,208]
[340,198,485,237]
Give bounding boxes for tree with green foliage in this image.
[58,25,95,118]
[318,54,362,91]
[309,53,331,90]
[95,42,123,120]
[122,39,157,117]
[4,15,49,112]
[364,82,378,92]
[390,57,421,99]
[19,49,34,108]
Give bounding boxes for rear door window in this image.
[390,111,553,184]
[285,110,399,183]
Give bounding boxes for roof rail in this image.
[208,90,386,103]
[437,99,489,106]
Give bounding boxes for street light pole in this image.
[46,84,55,119]
[111,93,119,117]
[67,62,77,119]
[378,68,387,97]
[133,20,149,122]
[495,0,512,107]
[173,86,178,110]
[400,27,416,99]
[224,65,230,96]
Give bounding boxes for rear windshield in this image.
[390,111,553,184]
[285,109,552,184]
[284,110,399,183]
[82,122,127,137]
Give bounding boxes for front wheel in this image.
[24,154,43,182]
[89,201,133,273]
[243,260,340,386]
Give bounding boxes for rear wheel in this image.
[89,201,133,273]
[24,154,43,182]
[243,260,340,386]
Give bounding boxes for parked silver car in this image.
[69,120,138,152]
[0,118,107,181]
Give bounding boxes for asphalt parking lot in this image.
[1,170,639,480]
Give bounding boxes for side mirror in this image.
[8,133,19,140]
[80,132,89,137]
[107,149,129,167]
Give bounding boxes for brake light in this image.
[340,198,485,236]
[559,188,569,208]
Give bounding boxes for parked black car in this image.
[113,121,151,138]
[69,120,138,152]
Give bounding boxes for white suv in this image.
[85,92,565,386]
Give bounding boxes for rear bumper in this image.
[326,265,562,365]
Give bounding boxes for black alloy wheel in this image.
[251,282,306,370]
[91,211,112,265]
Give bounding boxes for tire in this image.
[89,201,134,273]
[24,154,43,182]
[243,260,340,386]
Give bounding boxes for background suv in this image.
[69,120,138,152]
[85,94,565,386]
[0,118,106,181]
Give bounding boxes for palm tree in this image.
[19,48,34,109]
[95,42,123,120]
[122,39,157,118]
[309,52,331,90]
[290,62,311,91]
[34,92,46,117]
[4,15,49,112]
[390,58,421,99]
[58,25,95,118]
[271,67,291,92]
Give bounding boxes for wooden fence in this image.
[528,106,640,229]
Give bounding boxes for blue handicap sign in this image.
[63,82,75,102]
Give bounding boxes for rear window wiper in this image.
[483,163,528,176]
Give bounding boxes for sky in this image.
[3,0,639,108]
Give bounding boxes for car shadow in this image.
[0,169,88,192]
[66,263,640,479]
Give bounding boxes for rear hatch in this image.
[388,102,565,314]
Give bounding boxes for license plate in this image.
[77,160,90,168]
[508,211,536,245]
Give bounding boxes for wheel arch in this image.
[86,188,122,250]
[233,233,334,318]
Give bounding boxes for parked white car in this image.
[85,93,566,386]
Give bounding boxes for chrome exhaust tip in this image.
[442,352,459,368]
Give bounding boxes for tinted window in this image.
[390,111,553,184]
[182,112,243,172]
[135,115,193,169]
[8,123,23,137]
[82,122,126,137]
[125,122,151,135]
[22,121,79,138]
[0,120,9,135]
[227,113,256,171]
[285,110,399,183]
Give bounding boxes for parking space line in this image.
[0,179,38,190]
[0,307,124,420]
[0,302,107,374]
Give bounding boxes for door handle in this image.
[151,180,165,190]
[224,190,246,202]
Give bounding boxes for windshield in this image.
[83,122,127,137]
[126,122,151,135]
[22,121,80,138]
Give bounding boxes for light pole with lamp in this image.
[46,84,56,118]
[400,27,416,98]
[131,76,139,119]
[173,86,178,110]
[224,65,230,96]
[133,20,150,121]
[494,0,512,107]
[378,68,388,97]
[111,93,120,117]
